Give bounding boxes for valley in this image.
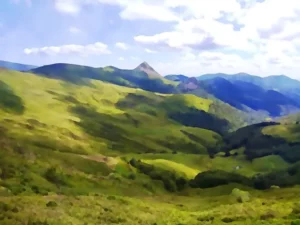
[0,62,300,224]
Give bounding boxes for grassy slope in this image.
[2,186,300,225]
[1,69,300,224]
[0,69,219,153]
[128,153,291,178]
[262,124,300,142]
[0,69,224,196]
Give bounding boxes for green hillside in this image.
[0,69,227,194]
[2,68,300,224]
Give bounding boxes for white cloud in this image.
[135,32,210,50]
[115,42,128,50]
[118,57,124,61]
[54,0,81,14]
[24,42,111,56]
[145,48,157,54]
[50,0,300,77]
[164,0,241,20]
[69,26,81,34]
[54,0,179,21]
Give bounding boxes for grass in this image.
[126,153,291,178]
[2,186,300,224]
[0,70,220,155]
[142,159,199,179]
[0,69,224,197]
[252,155,290,172]
[262,124,300,142]
[0,69,299,224]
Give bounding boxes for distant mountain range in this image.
[167,73,300,95]
[1,59,300,120]
[166,73,300,117]
[0,60,37,71]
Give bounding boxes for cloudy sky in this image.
[2,0,300,78]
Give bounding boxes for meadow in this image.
[1,69,300,224]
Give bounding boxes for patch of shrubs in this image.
[0,81,25,114]
[221,216,245,223]
[291,220,300,225]
[46,201,58,208]
[190,162,300,190]
[252,162,300,190]
[27,218,50,225]
[129,159,187,192]
[44,167,68,187]
[128,173,136,180]
[260,210,277,220]
[220,121,300,163]
[189,170,251,189]
[197,215,214,222]
[0,202,12,212]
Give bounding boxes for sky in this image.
[2,0,300,78]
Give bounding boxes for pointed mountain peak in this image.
[135,61,161,77]
[136,61,152,70]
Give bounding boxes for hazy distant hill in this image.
[167,74,300,117]
[0,60,37,71]
[164,74,189,82]
[198,73,300,100]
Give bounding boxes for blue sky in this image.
[2,0,300,78]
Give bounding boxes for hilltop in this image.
[0,60,37,71]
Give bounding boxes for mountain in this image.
[198,72,261,82]
[0,60,37,71]
[31,62,177,94]
[175,77,264,129]
[165,72,300,117]
[164,74,189,82]
[201,78,300,117]
[198,73,300,101]
[174,75,300,117]
[135,61,161,77]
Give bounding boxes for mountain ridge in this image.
[30,62,176,94]
[0,60,37,71]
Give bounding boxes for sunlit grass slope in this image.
[2,186,300,224]
[0,69,225,196]
[262,124,300,142]
[126,152,291,178]
[0,69,220,154]
[1,68,300,225]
